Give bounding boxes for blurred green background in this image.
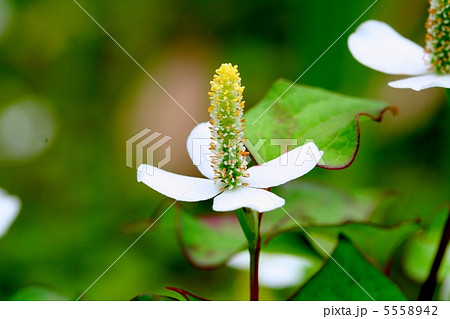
[0,0,449,300]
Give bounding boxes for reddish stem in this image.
[249,213,262,301]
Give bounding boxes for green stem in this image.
[236,209,262,301]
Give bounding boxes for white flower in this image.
[138,122,322,212]
[137,63,323,213]
[0,188,20,238]
[348,20,450,91]
[227,251,313,288]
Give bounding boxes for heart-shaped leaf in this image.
[290,236,407,301]
[244,79,395,168]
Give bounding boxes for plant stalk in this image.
[418,209,450,300]
[236,209,262,301]
[249,213,262,301]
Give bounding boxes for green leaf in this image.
[244,80,395,168]
[165,287,210,301]
[10,286,70,301]
[131,293,178,301]
[131,288,209,301]
[402,208,450,283]
[263,181,393,234]
[303,220,420,269]
[290,236,407,301]
[176,209,246,269]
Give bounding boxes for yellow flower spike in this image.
[426,0,450,74]
[208,63,249,188]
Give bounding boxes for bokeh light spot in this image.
[0,100,56,161]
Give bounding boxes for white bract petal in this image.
[0,189,20,238]
[227,251,313,289]
[186,122,215,179]
[348,20,428,75]
[137,164,223,202]
[244,142,323,189]
[212,187,285,212]
[388,73,450,91]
